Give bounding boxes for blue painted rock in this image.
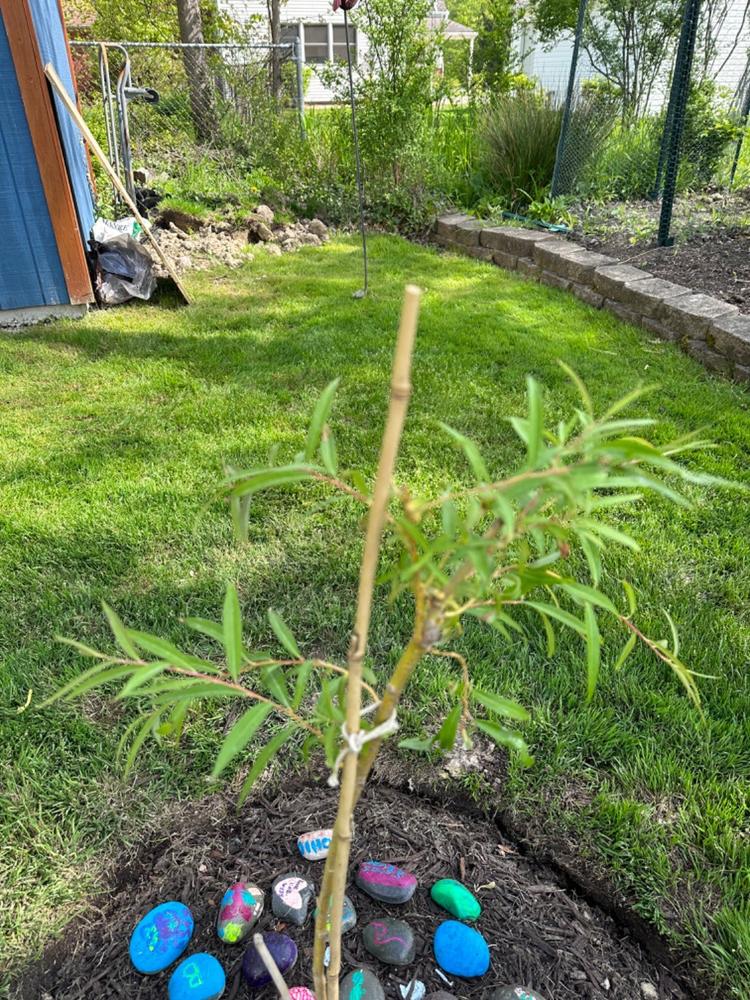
[433,921,490,978]
[314,895,357,935]
[297,828,333,860]
[216,882,263,944]
[129,901,193,974]
[340,968,385,1000]
[355,861,417,904]
[431,879,481,921]
[362,918,416,966]
[271,873,314,925]
[491,989,547,1000]
[289,989,316,1000]
[399,979,426,1000]
[242,932,298,989]
[168,953,226,1000]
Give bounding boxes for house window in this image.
[280,23,299,49]
[304,24,329,64]
[333,25,356,64]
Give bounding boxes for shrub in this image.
[578,117,662,200]
[679,81,742,188]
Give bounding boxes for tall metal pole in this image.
[343,7,368,298]
[294,37,307,140]
[729,73,750,189]
[657,0,702,246]
[550,0,588,198]
[650,8,694,201]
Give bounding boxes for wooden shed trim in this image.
[1,0,93,305]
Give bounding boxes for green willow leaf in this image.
[525,376,543,467]
[320,430,339,477]
[613,633,637,671]
[227,466,314,500]
[305,378,340,461]
[525,601,586,636]
[262,664,290,707]
[621,580,637,617]
[212,703,273,778]
[540,611,556,657]
[125,630,222,673]
[102,602,140,659]
[118,664,166,698]
[223,584,243,681]
[292,661,313,710]
[436,703,462,749]
[238,725,296,806]
[268,609,301,658]
[476,719,533,767]
[123,710,161,776]
[585,604,601,702]
[472,688,530,722]
[398,735,436,753]
[439,423,490,482]
[184,617,224,643]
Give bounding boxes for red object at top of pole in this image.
[332,0,358,10]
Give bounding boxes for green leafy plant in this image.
[45,288,730,999]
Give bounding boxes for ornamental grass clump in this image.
[48,286,728,1000]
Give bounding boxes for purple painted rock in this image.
[355,860,417,904]
[271,873,314,925]
[216,882,263,944]
[491,990,547,1000]
[362,918,416,966]
[242,933,297,989]
[340,968,385,1000]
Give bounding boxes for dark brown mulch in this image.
[12,780,689,1000]
[572,225,750,314]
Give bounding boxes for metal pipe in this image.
[72,41,295,50]
[343,7,368,298]
[294,36,306,140]
[550,0,589,198]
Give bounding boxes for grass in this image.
[1,235,749,995]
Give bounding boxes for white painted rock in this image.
[297,829,333,860]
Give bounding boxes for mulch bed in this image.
[12,780,690,1000]
[573,224,750,314]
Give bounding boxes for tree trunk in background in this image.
[176,0,215,142]
[267,0,283,98]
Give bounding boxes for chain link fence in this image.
[544,0,750,246]
[70,40,305,212]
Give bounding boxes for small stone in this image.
[255,204,274,225]
[399,979,426,1000]
[265,244,282,256]
[491,989,547,1000]
[216,882,263,944]
[640,984,659,1000]
[271,874,314,925]
[129,901,193,974]
[430,879,481,921]
[297,829,333,860]
[433,921,490,978]
[314,895,357,934]
[168,953,225,1000]
[298,232,321,246]
[289,989,316,1000]
[242,933,298,989]
[340,969,385,1000]
[308,219,328,239]
[362,918,416,966]
[355,860,417,903]
[424,994,457,1000]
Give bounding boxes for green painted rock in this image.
[430,879,481,921]
[490,989,547,1000]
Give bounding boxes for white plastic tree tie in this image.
[327,701,399,787]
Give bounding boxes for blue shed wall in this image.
[29,0,95,241]
[0,15,68,311]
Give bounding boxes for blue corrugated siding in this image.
[0,15,68,310]
[29,0,95,241]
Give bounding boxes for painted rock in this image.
[430,879,481,921]
[168,953,226,1000]
[297,828,334,860]
[216,882,263,944]
[289,989,316,1000]
[362,918,416,966]
[424,994,458,1000]
[433,921,490,978]
[129,901,193,974]
[355,860,417,904]
[491,989,547,1000]
[340,968,386,1000]
[271,873,314,925]
[314,895,357,935]
[399,980,426,1000]
[242,932,298,989]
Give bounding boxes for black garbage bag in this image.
[90,233,157,306]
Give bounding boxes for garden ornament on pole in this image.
[333,0,369,298]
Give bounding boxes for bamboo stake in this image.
[43,62,192,306]
[313,285,422,1000]
[253,933,292,1000]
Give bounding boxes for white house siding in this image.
[513,0,750,112]
[220,0,369,102]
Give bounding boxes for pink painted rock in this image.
[289,989,316,1000]
[216,882,263,944]
[355,860,417,904]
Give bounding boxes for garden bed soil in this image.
[12,780,690,1000]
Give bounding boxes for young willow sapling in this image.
[48,286,724,1000]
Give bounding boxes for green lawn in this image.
[1,236,749,995]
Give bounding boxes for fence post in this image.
[657,0,702,246]
[550,0,588,198]
[729,71,750,189]
[294,38,307,140]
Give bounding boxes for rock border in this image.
[432,214,750,386]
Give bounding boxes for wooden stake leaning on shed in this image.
[43,62,192,306]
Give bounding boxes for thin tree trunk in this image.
[267,0,283,99]
[176,0,216,143]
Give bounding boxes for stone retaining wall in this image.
[432,214,750,385]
